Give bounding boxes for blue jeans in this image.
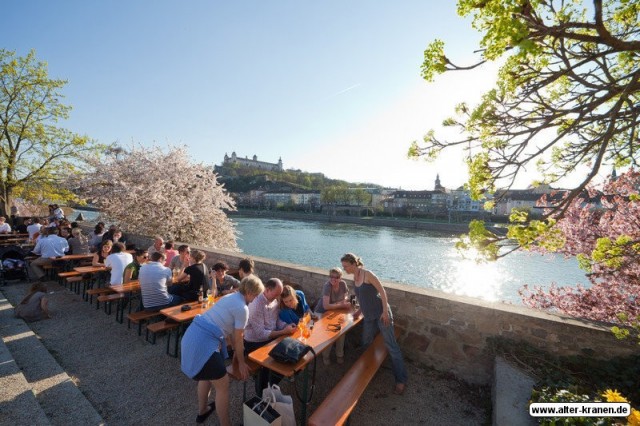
[362,311,408,384]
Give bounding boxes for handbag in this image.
[268,337,317,403]
[263,384,295,426]
[268,337,313,364]
[243,395,282,426]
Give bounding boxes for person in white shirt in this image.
[104,242,133,286]
[0,216,11,234]
[30,227,69,281]
[27,218,42,241]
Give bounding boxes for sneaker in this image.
[336,357,344,365]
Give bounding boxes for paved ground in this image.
[0,278,490,425]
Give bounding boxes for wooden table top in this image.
[110,281,141,294]
[59,253,94,261]
[74,265,108,274]
[248,308,361,377]
[160,300,214,323]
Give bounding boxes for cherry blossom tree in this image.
[520,170,640,325]
[72,145,238,251]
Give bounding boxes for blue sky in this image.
[3,1,503,190]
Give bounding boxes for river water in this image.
[233,217,587,304]
[72,209,587,304]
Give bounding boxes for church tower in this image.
[434,173,444,191]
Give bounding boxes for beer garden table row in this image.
[70,264,361,424]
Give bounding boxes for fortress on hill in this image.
[223,152,283,172]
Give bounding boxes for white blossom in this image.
[73,144,238,251]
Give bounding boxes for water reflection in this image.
[232,217,588,304]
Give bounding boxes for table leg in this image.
[301,367,309,425]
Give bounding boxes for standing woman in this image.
[340,253,408,395]
[181,275,265,425]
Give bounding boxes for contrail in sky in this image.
[323,83,361,100]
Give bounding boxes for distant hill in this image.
[215,164,382,193]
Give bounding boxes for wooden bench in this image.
[308,332,395,426]
[145,320,180,354]
[127,310,163,336]
[86,287,115,306]
[97,293,125,317]
[227,356,261,400]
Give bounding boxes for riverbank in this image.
[230,208,505,234]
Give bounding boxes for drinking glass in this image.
[206,289,213,305]
[302,324,311,340]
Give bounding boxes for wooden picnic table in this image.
[74,265,108,274]
[248,307,362,424]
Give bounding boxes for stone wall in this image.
[120,231,640,385]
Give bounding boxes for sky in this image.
[4,1,513,191]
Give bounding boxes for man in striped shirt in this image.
[139,252,183,311]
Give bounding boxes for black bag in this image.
[268,337,314,364]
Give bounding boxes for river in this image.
[72,209,587,304]
[233,217,587,304]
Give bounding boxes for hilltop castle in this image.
[223,152,283,172]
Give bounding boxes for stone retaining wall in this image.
[123,232,640,385]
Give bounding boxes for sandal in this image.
[195,401,216,424]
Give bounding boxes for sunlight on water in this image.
[232,217,588,304]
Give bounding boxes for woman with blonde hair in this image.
[181,275,265,425]
[15,282,50,322]
[278,284,311,325]
[341,253,408,395]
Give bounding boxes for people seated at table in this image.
[278,285,311,325]
[14,282,50,322]
[92,240,113,266]
[170,250,209,301]
[147,235,165,257]
[169,244,191,271]
[88,223,105,252]
[104,242,133,286]
[123,249,148,283]
[15,218,28,234]
[237,257,254,279]
[163,241,178,266]
[0,216,11,234]
[212,261,240,296]
[68,228,90,255]
[51,204,65,220]
[59,226,72,241]
[27,217,42,241]
[101,224,126,245]
[341,253,408,395]
[29,227,69,281]
[315,267,352,365]
[180,275,264,425]
[139,251,183,311]
[244,277,296,395]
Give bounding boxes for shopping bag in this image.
[263,384,295,426]
[243,395,282,426]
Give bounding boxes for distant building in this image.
[223,152,283,171]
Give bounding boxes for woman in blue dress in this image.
[340,252,408,395]
[181,275,264,425]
